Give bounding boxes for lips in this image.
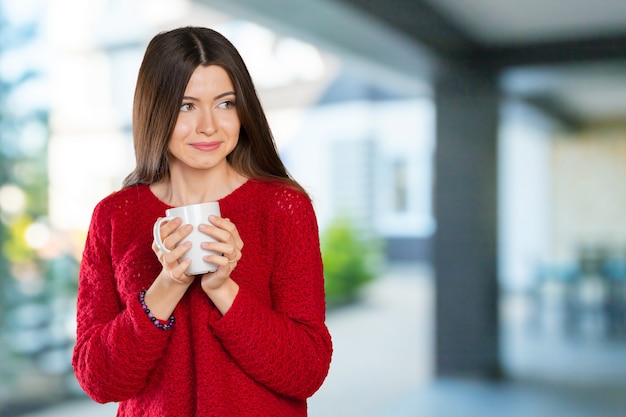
[190,142,221,151]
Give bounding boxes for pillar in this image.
[433,66,501,378]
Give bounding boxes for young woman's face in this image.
[168,65,240,173]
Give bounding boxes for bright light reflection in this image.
[137,0,191,26]
[0,184,26,215]
[219,21,326,88]
[275,38,325,81]
[0,0,45,24]
[25,222,52,249]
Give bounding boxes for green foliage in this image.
[3,215,36,264]
[321,217,382,308]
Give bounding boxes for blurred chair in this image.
[570,246,610,338]
[602,256,626,339]
[533,262,581,337]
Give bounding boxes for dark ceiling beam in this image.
[478,34,626,69]
[519,95,583,131]
[336,0,626,128]
[339,0,626,70]
[337,0,479,56]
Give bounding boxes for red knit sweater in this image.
[72,180,332,416]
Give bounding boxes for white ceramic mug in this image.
[153,202,221,275]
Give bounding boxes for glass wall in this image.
[499,99,626,386]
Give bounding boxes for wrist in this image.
[145,273,190,319]
[205,278,239,315]
[139,290,175,330]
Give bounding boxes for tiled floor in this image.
[374,377,626,417]
[18,263,626,417]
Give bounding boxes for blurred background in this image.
[1,0,626,416]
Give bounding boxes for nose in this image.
[197,109,216,135]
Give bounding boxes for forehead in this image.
[185,65,234,95]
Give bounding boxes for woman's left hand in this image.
[198,215,243,293]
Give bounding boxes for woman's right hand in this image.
[152,217,195,286]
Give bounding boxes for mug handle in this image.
[153,216,175,253]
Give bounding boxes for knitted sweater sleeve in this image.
[72,199,172,403]
[210,188,333,400]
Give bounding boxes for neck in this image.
[153,163,246,206]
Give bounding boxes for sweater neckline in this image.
[144,179,252,209]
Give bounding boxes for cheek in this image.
[229,124,241,140]
[224,117,241,139]
[171,120,192,142]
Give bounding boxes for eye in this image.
[217,100,236,110]
[180,103,194,112]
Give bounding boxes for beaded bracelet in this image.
[138,290,175,330]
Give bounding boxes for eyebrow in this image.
[182,91,236,101]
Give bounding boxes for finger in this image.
[158,217,182,237]
[208,216,239,236]
[199,218,228,238]
[224,251,239,264]
[201,241,235,259]
[155,217,180,251]
[202,217,244,251]
[168,258,192,283]
[163,241,192,264]
[152,240,172,264]
[203,253,235,270]
[162,223,193,251]
[220,217,244,251]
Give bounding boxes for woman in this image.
[72,26,332,416]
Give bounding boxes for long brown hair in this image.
[123,26,305,195]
